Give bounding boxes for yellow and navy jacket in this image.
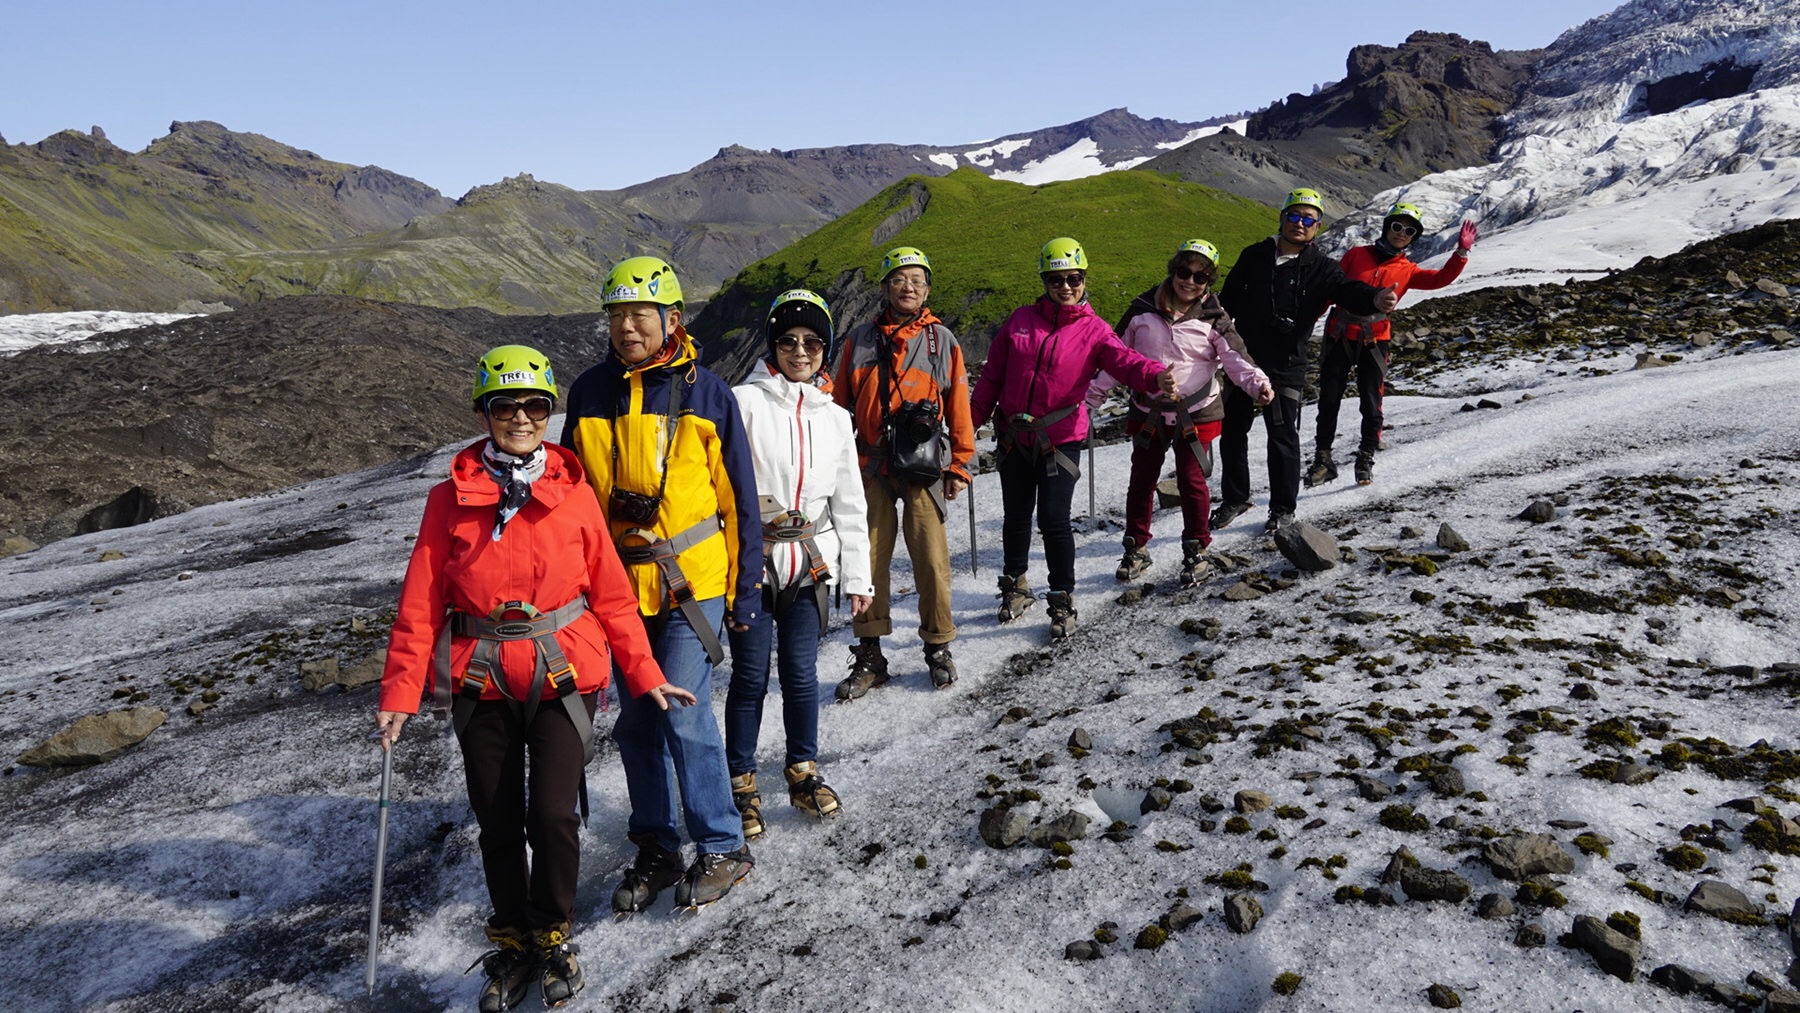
[560,326,763,623]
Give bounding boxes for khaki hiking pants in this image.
[854,473,956,646]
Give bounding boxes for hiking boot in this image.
[925,642,957,688]
[535,924,583,1008]
[997,573,1037,622]
[785,760,841,819]
[1179,539,1214,586]
[1355,452,1374,486]
[1115,537,1152,581]
[1210,500,1252,529]
[1304,450,1338,487]
[836,637,889,701]
[674,847,754,909]
[1376,435,1390,452]
[731,771,764,841]
[1045,591,1077,642]
[1263,510,1295,533]
[471,926,540,1013]
[610,832,685,915]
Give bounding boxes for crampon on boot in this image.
[924,642,957,688]
[1046,591,1077,642]
[610,832,684,916]
[1115,537,1152,581]
[1355,451,1374,486]
[836,637,889,701]
[731,771,764,840]
[535,924,583,1009]
[674,847,754,910]
[469,926,540,1013]
[997,574,1037,622]
[785,760,841,818]
[1180,539,1215,587]
[1210,500,1252,529]
[1304,451,1338,487]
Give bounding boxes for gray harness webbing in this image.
[1131,382,1217,476]
[763,513,833,631]
[430,595,597,767]
[616,517,727,665]
[1004,403,1081,477]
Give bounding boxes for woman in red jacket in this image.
[375,345,690,1011]
[1310,201,1477,486]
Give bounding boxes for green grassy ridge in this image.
[699,167,1276,362]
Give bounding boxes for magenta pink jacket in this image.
[971,296,1165,448]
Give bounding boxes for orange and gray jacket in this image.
[1326,244,1469,343]
[559,326,763,623]
[831,309,975,483]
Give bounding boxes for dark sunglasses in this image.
[1171,266,1214,284]
[486,396,554,422]
[774,334,828,353]
[1044,272,1086,288]
[1282,211,1320,227]
[1387,221,1420,237]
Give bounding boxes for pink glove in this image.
[1458,220,1478,252]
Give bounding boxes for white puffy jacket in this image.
[732,364,875,597]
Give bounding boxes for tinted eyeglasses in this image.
[1044,272,1086,289]
[486,396,554,422]
[1282,211,1320,228]
[775,334,828,353]
[1171,266,1214,284]
[1387,221,1420,237]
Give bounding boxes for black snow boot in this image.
[471,926,541,1013]
[997,573,1037,622]
[611,832,685,915]
[836,637,890,701]
[925,642,957,688]
[1210,500,1252,530]
[1304,449,1338,487]
[1355,451,1375,486]
[674,847,754,909]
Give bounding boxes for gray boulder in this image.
[1224,894,1263,933]
[1683,880,1758,922]
[1400,865,1472,903]
[18,708,167,767]
[1571,915,1639,982]
[979,806,1029,848]
[1272,522,1338,572]
[1483,833,1576,881]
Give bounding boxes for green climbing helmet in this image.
[880,246,932,282]
[1177,239,1220,266]
[1384,201,1425,231]
[602,256,683,308]
[1039,237,1088,274]
[1282,188,1325,214]
[766,288,837,362]
[472,344,558,402]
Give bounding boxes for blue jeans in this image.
[725,586,823,775]
[613,596,742,856]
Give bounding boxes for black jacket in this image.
[1218,238,1382,386]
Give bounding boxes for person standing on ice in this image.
[726,290,874,841]
[1092,239,1273,588]
[561,257,761,916]
[831,246,976,696]
[1308,201,1477,487]
[1214,188,1397,533]
[971,237,1178,642]
[375,345,687,1012]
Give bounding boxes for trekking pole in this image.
[366,734,393,996]
[1086,441,1096,518]
[967,476,978,576]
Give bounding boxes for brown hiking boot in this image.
[674,847,754,909]
[472,925,541,1013]
[534,924,583,1008]
[785,760,841,819]
[731,771,764,840]
[836,637,889,701]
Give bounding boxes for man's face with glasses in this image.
[883,266,930,316]
[1280,206,1322,245]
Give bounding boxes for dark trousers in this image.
[998,441,1082,593]
[457,693,597,933]
[725,585,823,774]
[1315,338,1390,456]
[1220,385,1302,516]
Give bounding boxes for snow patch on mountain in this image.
[0,311,199,356]
[962,137,1033,167]
[1157,120,1245,150]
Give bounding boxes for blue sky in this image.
[3,0,1626,198]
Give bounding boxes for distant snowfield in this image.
[0,310,198,356]
[991,121,1244,185]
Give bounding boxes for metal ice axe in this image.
[1086,441,1096,518]
[967,475,978,576]
[365,735,394,996]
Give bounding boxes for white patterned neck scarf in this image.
[480,442,546,542]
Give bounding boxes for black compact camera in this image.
[1273,315,1297,334]
[610,487,663,525]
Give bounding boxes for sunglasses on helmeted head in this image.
[1282,211,1320,227]
[1387,221,1420,237]
[1171,266,1214,284]
[774,334,827,353]
[486,396,554,422]
[1044,272,1086,288]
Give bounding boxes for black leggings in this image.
[998,441,1083,593]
